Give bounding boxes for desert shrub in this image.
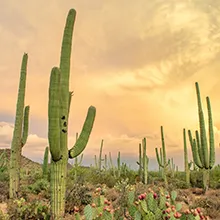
[168,178,189,190]
[0,169,9,182]
[25,178,50,195]
[85,169,117,188]
[190,170,203,188]
[0,210,9,220]
[7,197,50,220]
[65,183,93,214]
[0,181,9,202]
[193,196,220,220]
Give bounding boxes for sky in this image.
[0,0,220,170]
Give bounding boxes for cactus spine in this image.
[9,53,30,199]
[48,9,96,219]
[42,146,49,178]
[155,126,169,188]
[183,128,190,186]
[188,82,215,192]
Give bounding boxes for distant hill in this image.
[0,148,74,170]
[0,148,42,171]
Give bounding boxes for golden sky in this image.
[0,0,220,170]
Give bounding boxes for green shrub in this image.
[7,197,50,220]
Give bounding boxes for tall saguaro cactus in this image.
[188,82,215,192]
[155,126,169,188]
[48,9,96,219]
[9,53,30,199]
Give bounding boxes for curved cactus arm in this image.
[43,146,49,176]
[48,67,61,161]
[188,130,203,168]
[69,106,96,158]
[155,147,163,167]
[160,147,163,165]
[195,82,209,169]
[195,130,204,167]
[206,96,215,168]
[21,105,30,146]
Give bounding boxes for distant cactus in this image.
[183,128,190,186]
[117,151,121,178]
[48,9,96,219]
[9,53,30,199]
[98,139,104,170]
[155,126,169,188]
[42,146,49,178]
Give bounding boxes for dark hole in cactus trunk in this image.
[63,122,67,127]
[62,129,67,133]
[61,116,65,120]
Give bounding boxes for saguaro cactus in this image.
[48,9,96,219]
[183,128,190,186]
[142,138,149,184]
[9,53,30,199]
[117,151,121,178]
[155,126,169,188]
[98,139,104,170]
[188,82,215,192]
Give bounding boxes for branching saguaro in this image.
[9,53,30,199]
[155,126,169,188]
[48,9,96,219]
[188,82,215,192]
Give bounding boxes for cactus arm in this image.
[69,106,96,158]
[155,147,163,167]
[195,130,204,167]
[206,96,215,168]
[48,67,61,161]
[21,105,30,146]
[195,82,209,169]
[188,130,203,168]
[43,146,49,177]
